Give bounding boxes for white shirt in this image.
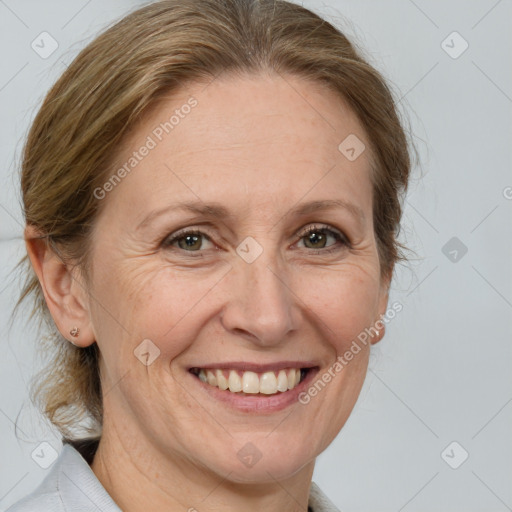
[7,442,341,512]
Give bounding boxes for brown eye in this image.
[303,230,328,249]
[163,229,213,253]
[178,233,203,251]
[297,225,348,253]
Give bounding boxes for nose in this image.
[219,250,299,347]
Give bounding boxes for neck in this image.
[90,417,315,512]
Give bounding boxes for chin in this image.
[198,433,319,484]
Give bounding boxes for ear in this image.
[371,267,393,345]
[24,225,96,348]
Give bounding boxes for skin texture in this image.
[26,72,390,512]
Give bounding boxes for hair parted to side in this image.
[18,0,415,441]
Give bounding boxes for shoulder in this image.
[5,490,63,512]
[6,441,120,512]
[309,481,341,512]
[5,462,64,512]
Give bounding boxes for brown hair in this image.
[18,0,415,441]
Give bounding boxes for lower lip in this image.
[189,369,319,413]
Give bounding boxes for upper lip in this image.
[189,361,319,373]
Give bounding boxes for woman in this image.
[9,0,412,510]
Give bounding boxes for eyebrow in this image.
[136,198,365,231]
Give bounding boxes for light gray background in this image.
[1,1,511,511]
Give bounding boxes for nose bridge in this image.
[222,243,297,345]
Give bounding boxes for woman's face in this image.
[85,73,390,482]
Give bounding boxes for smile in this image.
[189,367,311,395]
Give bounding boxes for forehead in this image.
[100,72,374,227]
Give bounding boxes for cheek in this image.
[298,266,381,354]
[90,258,232,362]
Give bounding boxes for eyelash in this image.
[162,224,350,257]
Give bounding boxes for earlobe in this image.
[370,309,386,345]
[370,322,385,345]
[24,225,96,348]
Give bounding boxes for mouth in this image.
[188,365,316,396]
[187,362,320,413]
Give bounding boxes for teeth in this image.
[242,371,259,393]
[277,370,288,392]
[259,372,278,394]
[195,367,306,395]
[206,370,217,387]
[287,368,296,390]
[216,369,228,390]
[228,370,242,392]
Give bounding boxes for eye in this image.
[162,224,349,256]
[162,228,214,254]
[296,224,349,254]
